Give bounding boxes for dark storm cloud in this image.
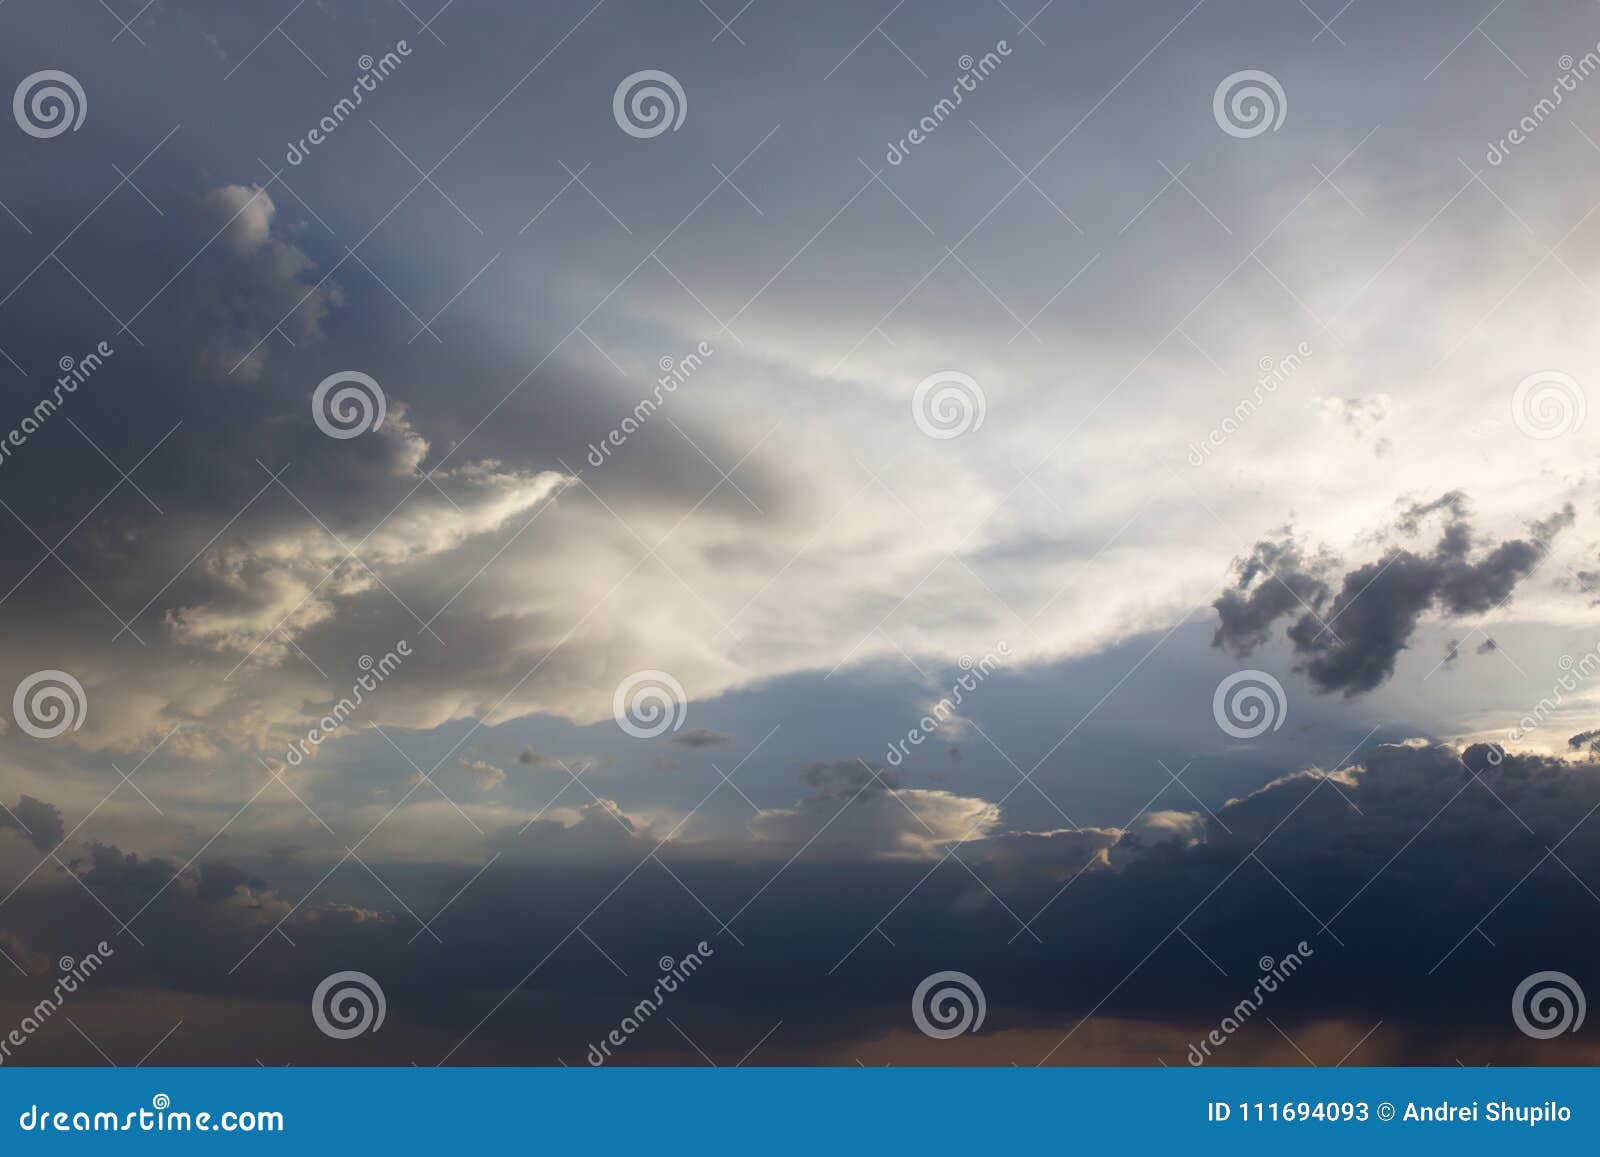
[1210,535,1334,657]
[1573,565,1600,604]
[797,758,898,796]
[1393,490,1471,535]
[2,0,1598,1075]
[668,727,733,748]
[3,739,1599,1064]
[0,795,63,852]
[194,861,265,904]
[1214,496,1572,694]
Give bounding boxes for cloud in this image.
[668,728,733,748]
[200,184,276,255]
[3,739,1598,1064]
[1215,496,1572,694]
[487,797,650,863]
[0,796,63,852]
[1318,393,1395,438]
[749,760,1000,857]
[3,0,1600,1069]
[460,758,507,792]
[187,183,345,379]
[165,422,567,663]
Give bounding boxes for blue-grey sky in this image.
[0,0,1598,1065]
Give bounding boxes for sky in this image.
[0,0,1598,1065]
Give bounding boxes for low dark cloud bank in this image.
[2,738,1599,1063]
